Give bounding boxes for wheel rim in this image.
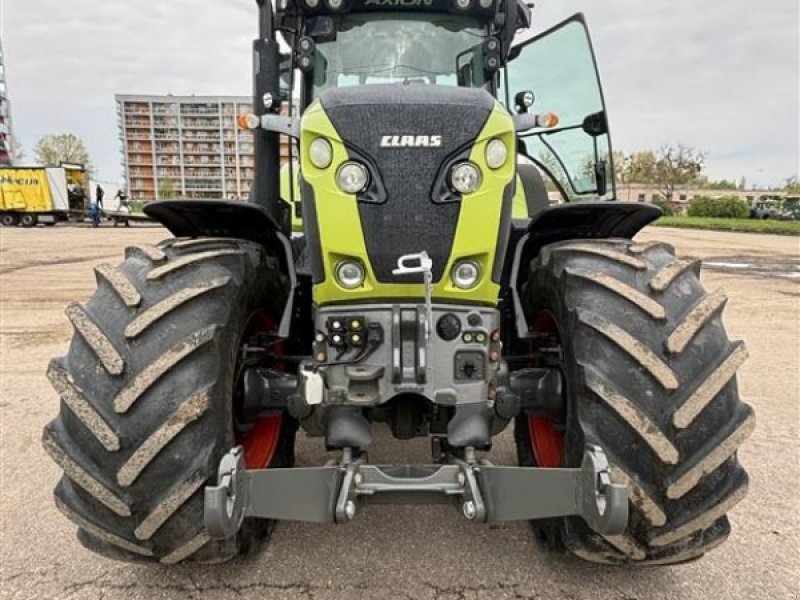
[528,416,565,468]
[234,312,284,469]
[238,414,283,470]
[527,310,566,468]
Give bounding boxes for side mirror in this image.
[582,111,608,137]
[514,90,536,114]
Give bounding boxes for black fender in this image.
[144,200,298,338]
[505,202,661,339]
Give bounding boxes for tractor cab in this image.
[273,1,615,218]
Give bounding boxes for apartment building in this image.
[117,95,264,202]
[0,34,14,166]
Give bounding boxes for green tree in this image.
[785,176,800,195]
[702,179,739,190]
[625,150,659,184]
[34,133,93,174]
[158,177,178,199]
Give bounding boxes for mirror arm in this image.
[513,113,538,133]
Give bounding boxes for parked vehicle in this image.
[0,165,82,226]
[42,0,753,568]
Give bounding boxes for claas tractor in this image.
[42,0,754,566]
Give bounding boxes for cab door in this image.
[504,14,616,203]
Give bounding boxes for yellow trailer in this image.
[0,165,85,227]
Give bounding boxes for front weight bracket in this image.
[204,445,628,538]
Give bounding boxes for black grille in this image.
[321,85,494,283]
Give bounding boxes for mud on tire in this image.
[515,239,754,565]
[42,238,294,564]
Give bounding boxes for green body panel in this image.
[300,100,516,307]
[511,175,529,219]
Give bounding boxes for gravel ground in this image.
[1,224,798,600]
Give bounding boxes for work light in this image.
[336,162,370,194]
[452,260,481,289]
[450,162,481,194]
[309,138,333,169]
[485,138,508,170]
[336,261,366,289]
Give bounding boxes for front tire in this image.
[515,239,754,565]
[42,238,294,564]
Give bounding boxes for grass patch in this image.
[653,216,800,236]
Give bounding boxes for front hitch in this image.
[204,445,628,538]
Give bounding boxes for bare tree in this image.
[12,137,26,164]
[652,144,704,201]
[34,133,93,175]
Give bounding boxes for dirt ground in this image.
[1,224,798,600]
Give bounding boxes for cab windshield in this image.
[313,13,488,95]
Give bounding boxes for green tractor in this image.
[42,0,753,566]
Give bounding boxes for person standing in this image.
[89,201,101,228]
[95,185,105,210]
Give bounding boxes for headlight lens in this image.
[485,138,508,170]
[336,260,366,289]
[336,161,370,194]
[452,260,481,289]
[309,137,333,169]
[450,162,482,194]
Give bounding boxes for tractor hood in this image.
[300,84,516,306]
[322,85,494,283]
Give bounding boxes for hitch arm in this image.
[476,445,627,533]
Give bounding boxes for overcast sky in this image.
[2,0,798,187]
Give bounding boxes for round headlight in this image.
[452,260,481,289]
[309,137,332,169]
[450,162,481,194]
[454,0,471,8]
[485,138,508,170]
[305,0,319,7]
[336,260,366,289]
[327,0,343,8]
[336,161,369,194]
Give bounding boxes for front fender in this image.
[144,200,298,337]
[506,202,662,339]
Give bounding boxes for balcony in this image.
[183,132,221,141]
[182,120,221,130]
[153,105,178,115]
[124,105,151,115]
[125,120,151,129]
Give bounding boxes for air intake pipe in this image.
[252,0,288,232]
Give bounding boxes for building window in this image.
[637,194,646,202]
[679,194,687,201]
